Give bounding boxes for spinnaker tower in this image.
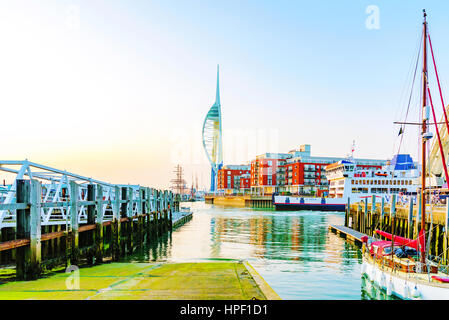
[202,66,223,192]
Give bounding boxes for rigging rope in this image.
[395,32,422,159]
[427,87,449,184]
[428,34,449,138]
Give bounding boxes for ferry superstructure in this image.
[326,154,419,201]
[273,154,419,211]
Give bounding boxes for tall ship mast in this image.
[361,10,449,299]
[420,10,429,264]
[170,164,186,196]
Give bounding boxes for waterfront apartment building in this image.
[250,153,291,195]
[251,144,387,195]
[217,165,251,194]
[239,173,251,192]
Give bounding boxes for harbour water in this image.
[126,202,398,300]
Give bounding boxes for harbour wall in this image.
[346,195,449,266]
[205,195,274,209]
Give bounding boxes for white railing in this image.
[0,160,175,229]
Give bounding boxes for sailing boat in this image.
[361,10,449,300]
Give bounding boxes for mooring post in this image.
[163,190,167,231]
[127,186,133,253]
[16,179,42,280]
[112,185,122,261]
[155,189,160,236]
[87,184,96,265]
[30,179,42,278]
[121,187,127,218]
[95,184,104,263]
[138,187,145,246]
[370,195,376,236]
[120,186,128,254]
[163,190,168,231]
[145,187,151,239]
[16,179,30,280]
[345,198,350,227]
[175,194,180,211]
[415,193,422,239]
[160,190,165,231]
[407,196,414,239]
[435,223,440,258]
[169,191,174,230]
[380,197,385,231]
[363,198,368,234]
[149,188,155,237]
[160,190,164,233]
[391,194,396,237]
[69,181,80,266]
[444,201,449,266]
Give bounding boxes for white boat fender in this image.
[411,285,421,299]
[380,274,386,288]
[404,283,410,299]
[361,264,366,275]
[387,280,393,296]
[368,268,374,280]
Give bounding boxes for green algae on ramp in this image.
[0,262,280,300]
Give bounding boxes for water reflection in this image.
[124,202,396,299]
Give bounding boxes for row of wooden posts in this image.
[345,194,449,265]
[0,179,180,280]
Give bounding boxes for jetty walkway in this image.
[0,160,186,280]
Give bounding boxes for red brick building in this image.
[239,173,251,192]
[250,144,387,196]
[217,165,250,193]
[250,153,291,195]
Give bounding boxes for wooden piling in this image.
[16,179,30,279]
[69,181,80,266]
[95,185,104,263]
[16,180,42,280]
[127,187,133,254]
[86,184,95,265]
[112,186,122,261]
[444,202,449,265]
[407,197,414,239]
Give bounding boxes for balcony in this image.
[304,165,316,171]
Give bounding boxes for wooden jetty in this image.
[172,209,193,229]
[0,160,191,281]
[342,195,449,265]
[328,224,374,246]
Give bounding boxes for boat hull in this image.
[273,195,346,212]
[275,203,345,211]
[362,258,449,300]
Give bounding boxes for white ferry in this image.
[273,154,419,211]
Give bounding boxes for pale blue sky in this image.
[0,1,448,189]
